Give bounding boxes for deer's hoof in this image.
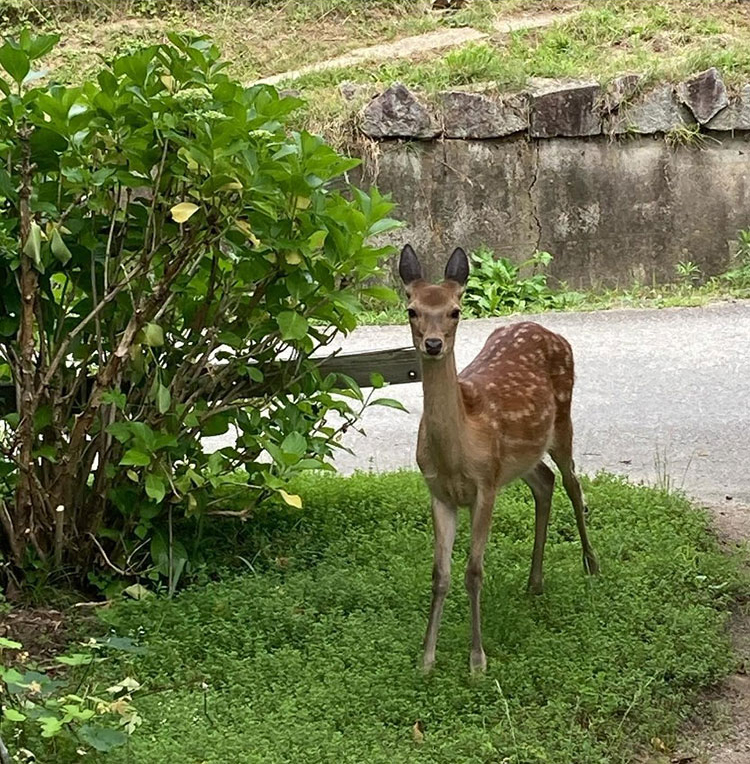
[583,550,600,576]
[469,650,486,674]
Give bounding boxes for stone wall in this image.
[354,69,750,288]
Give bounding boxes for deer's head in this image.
[399,244,469,360]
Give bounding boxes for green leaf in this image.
[145,473,166,503]
[202,414,229,436]
[277,311,308,341]
[361,286,399,304]
[27,33,59,61]
[96,636,147,655]
[101,390,127,410]
[39,715,64,738]
[369,372,385,389]
[157,383,171,414]
[107,422,132,443]
[297,458,333,471]
[32,444,57,463]
[56,653,94,666]
[50,229,72,264]
[370,397,409,413]
[280,432,306,457]
[120,449,151,467]
[142,323,164,347]
[0,317,17,337]
[78,725,128,752]
[307,230,327,250]
[0,637,22,650]
[123,583,153,600]
[23,221,42,270]
[0,42,30,85]
[367,218,402,237]
[3,708,26,722]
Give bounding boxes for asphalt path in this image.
[332,301,750,511]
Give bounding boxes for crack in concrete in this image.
[528,140,542,252]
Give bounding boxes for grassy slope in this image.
[91,472,742,764]
[7,1,750,141]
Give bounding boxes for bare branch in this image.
[38,260,148,396]
[88,532,128,576]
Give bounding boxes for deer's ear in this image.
[399,244,423,286]
[444,247,469,286]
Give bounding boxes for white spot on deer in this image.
[505,408,533,422]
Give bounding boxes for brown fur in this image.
[401,245,599,673]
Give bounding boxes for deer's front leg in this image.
[422,495,457,673]
[466,488,496,673]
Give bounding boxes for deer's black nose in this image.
[425,338,443,356]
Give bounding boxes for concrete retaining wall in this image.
[353,70,750,287]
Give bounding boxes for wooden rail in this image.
[0,347,421,415]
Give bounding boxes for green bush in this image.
[0,30,400,590]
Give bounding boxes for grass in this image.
[0,0,447,87]
[6,1,750,141]
[85,471,743,764]
[281,1,750,140]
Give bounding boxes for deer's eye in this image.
[449,308,460,320]
[407,308,417,319]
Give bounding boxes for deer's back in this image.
[458,322,574,470]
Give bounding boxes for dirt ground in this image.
[670,507,750,764]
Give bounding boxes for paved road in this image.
[332,301,750,509]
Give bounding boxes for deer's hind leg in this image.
[522,461,555,595]
[549,415,600,576]
[466,487,496,673]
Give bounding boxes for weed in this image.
[462,246,569,317]
[357,238,750,327]
[92,471,743,764]
[0,633,147,760]
[722,228,750,289]
[664,123,719,149]
[675,260,702,285]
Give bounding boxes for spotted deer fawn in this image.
[399,244,599,673]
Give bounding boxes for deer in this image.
[399,243,599,674]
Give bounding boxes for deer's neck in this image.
[420,352,466,460]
